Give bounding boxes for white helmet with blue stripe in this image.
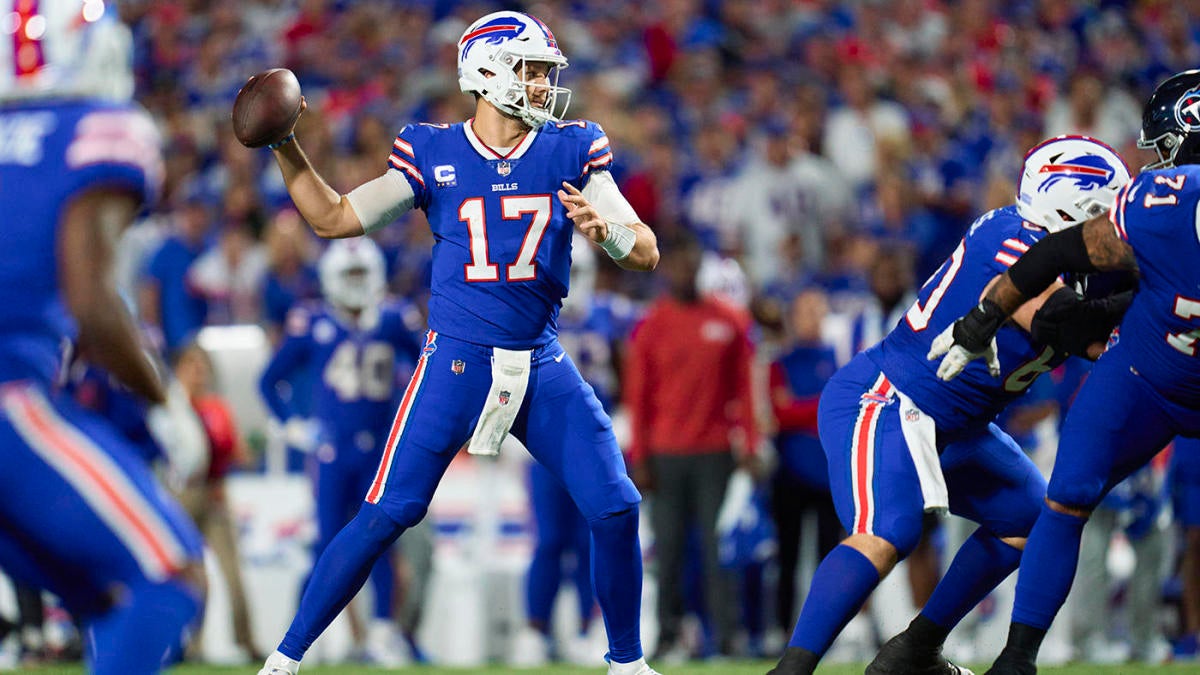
[0,0,134,103]
[319,238,387,312]
[1016,135,1131,233]
[457,11,570,129]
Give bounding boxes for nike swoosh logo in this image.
[1126,182,1142,203]
[553,352,566,363]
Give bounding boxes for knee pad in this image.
[1046,473,1106,512]
[874,513,924,559]
[358,501,411,541]
[576,476,641,523]
[587,504,639,538]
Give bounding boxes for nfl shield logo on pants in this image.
[451,359,465,375]
[498,390,511,405]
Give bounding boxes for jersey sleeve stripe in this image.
[1111,182,1132,241]
[994,251,1019,267]
[392,137,415,159]
[589,137,610,154]
[388,155,425,187]
[1002,238,1030,253]
[588,151,613,167]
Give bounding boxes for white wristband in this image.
[599,221,636,260]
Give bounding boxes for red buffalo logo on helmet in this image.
[1176,87,1200,131]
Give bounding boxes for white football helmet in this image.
[0,0,134,103]
[457,11,570,128]
[1015,135,1131,232]
[563,233,596,316]
[319,238,387,312]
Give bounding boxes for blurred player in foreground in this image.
[931,69,1200,675]
[770,136,1132,675]
[0,3,206,673]
[259,238,421,665]
[253,10,661,675]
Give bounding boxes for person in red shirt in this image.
[173,341,261,662]
[625,233,759,659]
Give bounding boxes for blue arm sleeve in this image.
[259,334,311,421]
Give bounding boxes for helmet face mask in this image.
[1138,70,1200,170]
[1015,135,1131,233]
[458,12,570,128]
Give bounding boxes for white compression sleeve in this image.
[582,170,641,226]
[346,169,415,234]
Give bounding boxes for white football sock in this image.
[608,656,648,675]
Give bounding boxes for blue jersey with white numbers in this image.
[1108,166,1200,406]
[869,206,1067,434]
[557,293,639,411]
[259,302,423,453]
[387,119,614,348]
[0,100,160,386]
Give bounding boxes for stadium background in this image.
[7,0,1200,671]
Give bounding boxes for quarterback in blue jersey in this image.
[255,11,660,675]
[932,69,1200,675]
[0,4,205,674]
[769,136,1132,675]
[259,238,421,664]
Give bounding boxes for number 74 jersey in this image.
[389,118,614,349]
[867,205,1067,433]
[1108,166,1200,405]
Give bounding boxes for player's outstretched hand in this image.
[927,322,1001,381]
[558,181,608,244]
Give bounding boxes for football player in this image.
[259,238,422,665]
[769,136,1132,675]
[931,69,1200,675]
[255,11,660,675]
[0,3,206,673]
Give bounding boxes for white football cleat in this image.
[257,651,300,675]
[607,656,662,675]
[364,620,412,667]
[509,625,550,667]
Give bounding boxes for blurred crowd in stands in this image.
[76,0,1200,667]
[120,0,1195,350]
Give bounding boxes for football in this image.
[231,68,303,148]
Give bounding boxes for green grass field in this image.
[17,663,1200,675]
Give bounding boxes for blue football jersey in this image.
[387,118,613,348]
[0,101,160,386]
[259,302,423,453]
[557,293,639,411]
[869,205,1067,433]
[1108,166,1200,405]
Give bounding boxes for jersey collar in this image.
[464,118,538,161]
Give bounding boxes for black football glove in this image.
[1031,287,1133,357]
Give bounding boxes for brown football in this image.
[232,68,303,148]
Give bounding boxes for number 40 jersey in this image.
[868,205,1068,434]
[259,302,423,454]
[387,118,614,349]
